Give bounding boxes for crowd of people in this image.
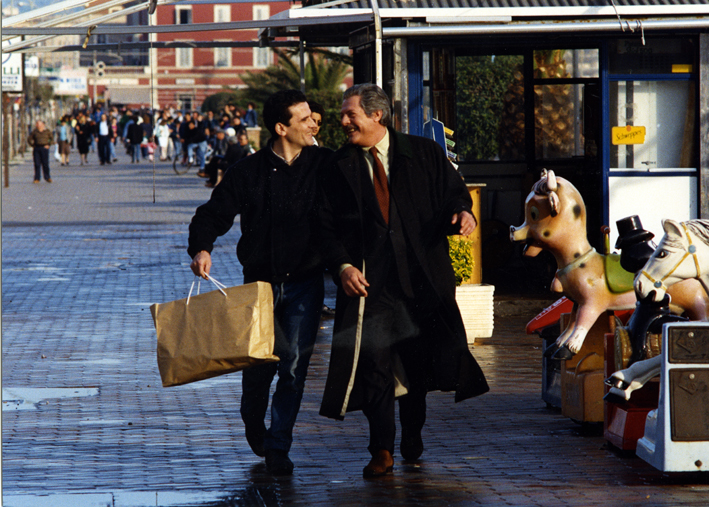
[29,101,260,186]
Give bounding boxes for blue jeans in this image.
[194,140,208,170]
[240,275,324,453]
[130,142,141,162]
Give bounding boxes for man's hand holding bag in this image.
[150,277,278,387]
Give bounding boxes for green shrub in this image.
[449,236,475,286]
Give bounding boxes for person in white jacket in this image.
[156,111,173,161]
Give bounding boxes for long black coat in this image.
[318,128,489,420]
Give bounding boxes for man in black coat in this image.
[188,90,331,476]
[318,84,489,478]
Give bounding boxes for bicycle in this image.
[172,145,213,175]
[173,154,192,175]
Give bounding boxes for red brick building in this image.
[151,1,290,111]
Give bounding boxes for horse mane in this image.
[684,219,709,246]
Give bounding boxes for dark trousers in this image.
[98,135,111,164]
[204,155,223,185]
[240,275,325,453]
[358,280,429,456]
[32,146,51,181]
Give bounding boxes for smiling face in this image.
[277,101,315,150]
[340,95,386,147]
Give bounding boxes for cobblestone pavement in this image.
[2,151,708,506]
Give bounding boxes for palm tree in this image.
[239,48,351,104]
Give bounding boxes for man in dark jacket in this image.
[27,120,54,183]
[318,84,489,478]
[188,90,331,476]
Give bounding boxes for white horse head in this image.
[634,219,709,302]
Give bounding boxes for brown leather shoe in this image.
[363,450,394,478]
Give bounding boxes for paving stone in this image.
[3,153,709,506]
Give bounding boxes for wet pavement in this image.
[2,149,709,506]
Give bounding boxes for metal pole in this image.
[4,92,10,187]
[299,40,306,93]
[92,50,97,107]
[370,0,382,88]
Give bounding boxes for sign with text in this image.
[612,125,646,145]
[54,69,88,95]
[2,51,23,92]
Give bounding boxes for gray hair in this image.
[342,83,392,127]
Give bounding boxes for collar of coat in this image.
[333,127,414,164]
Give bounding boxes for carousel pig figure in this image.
[510,171,708,360]
[510,169,636,359]
[606,218,709,402]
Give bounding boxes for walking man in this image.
[188,90,331,475]
[318,84,489,477]
[27,120,54,183]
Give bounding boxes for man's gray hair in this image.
[343,83,392,127]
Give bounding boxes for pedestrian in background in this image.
[188,90,331,476]
[308,101,325,146]
[318,84,489,478]
[243,101,258,127]
[127,116,144,164]
[28,120,54,183]
[97,113,113,165]
[75,115,91,166]
[57,117,72,166]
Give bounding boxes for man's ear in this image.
[371,109,383,124]
[274,122,287,137]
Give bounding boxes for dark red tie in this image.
[369,147,389,224]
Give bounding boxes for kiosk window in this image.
[455,54,524,162]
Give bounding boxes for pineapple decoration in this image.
[533,50,576,159]
[499,50,577,160]
[498,69,525,160]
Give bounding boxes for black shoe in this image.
[400,426,424,461]
[244,424,266,457]
[321,304,336,316]
[265,450,294,476]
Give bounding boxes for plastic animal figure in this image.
[510,171,708,358]
[606,219,709,402]
[635,219,709,303]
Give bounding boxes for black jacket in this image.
[188,142,333,283]
[318,128,489,419]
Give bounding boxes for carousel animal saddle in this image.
[604,253,635,294]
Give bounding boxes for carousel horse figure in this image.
[510,171,708,360]
[605,219,709,402]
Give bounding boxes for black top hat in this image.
[615,215,654,249]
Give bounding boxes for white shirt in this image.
[360,129,390,183]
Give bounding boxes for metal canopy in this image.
[3,0,709,56]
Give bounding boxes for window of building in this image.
[214,5,230,23]
[175,7,192,25]
[215,46,231,68]
[253,5,269,21]
[254,47,271,68]
[176,47,193,68]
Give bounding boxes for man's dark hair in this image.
[342,83,392,127]
[263,89,308,138]
[308,101,325,118]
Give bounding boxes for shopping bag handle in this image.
[186,275,227,305]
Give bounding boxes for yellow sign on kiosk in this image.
[612,125,646,145]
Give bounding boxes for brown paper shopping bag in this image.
[151,278,279,387]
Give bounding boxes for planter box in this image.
[455,284,494,345]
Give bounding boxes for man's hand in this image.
[340,266,369,297]
[190,250,212,279]
[452,210,477,236]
